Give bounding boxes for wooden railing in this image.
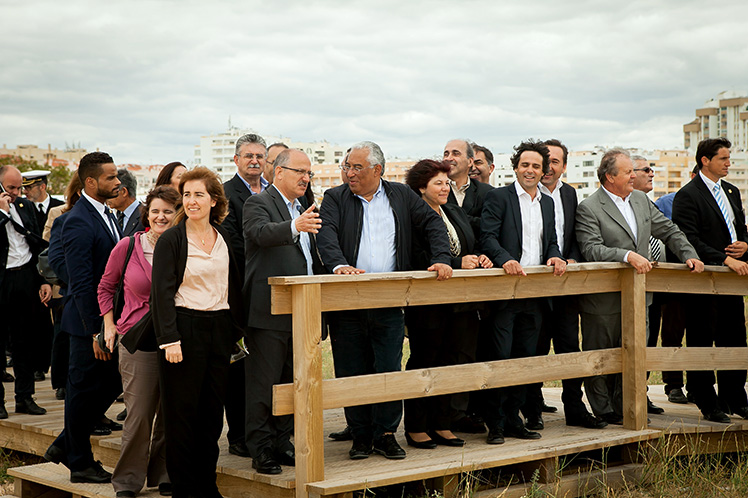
[268,263,748,498]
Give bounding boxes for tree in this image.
[0,156,74,196]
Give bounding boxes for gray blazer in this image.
[575,188,697,314]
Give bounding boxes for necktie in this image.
[713,184,737,243]
[105,207,122,241]
[649,236,661,261]
[117,211,126,231]
[37,204,45,215]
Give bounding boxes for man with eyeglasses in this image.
[263,143,289,185]
[221,133,269,459]
[243,148,323,474]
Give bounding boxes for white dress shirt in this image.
[539,179,565,256]
[2,204,32,268]
[602,186,638,262]
[514,181,543,267]
[82,191,120,241]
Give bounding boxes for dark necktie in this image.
[37,203,45,215]
[117,211,126,231]
[105,207,122,240]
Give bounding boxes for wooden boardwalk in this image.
[3,374,748,498]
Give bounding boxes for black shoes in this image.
[566,413,608,429]
[404,433,436,449]
[486,427,505,445]
[349,439,373,460]
[667,388,689,404]
[116,408,128,421]
[329,425,353,441]
[70,461,112,483]
[158,483,172,496]
[451,414,487,434]
[647,398,665,415]
[228,442,250,458]
[0,405,7,419]
[116,491,135,498]
[600,412,624,425]
[1,371,14,383]
[91,425,112,436]
[730,406,748,420]
[372,434,406,460]
[101,418,123,431]
[16,398,46,415]
[428,431,465,447]
[504,426,542,440]
[252,449,282,475]
[44,444,64,464]
[275,448,295,467]
[541,403,558,413]
[34,371,46,381]
[702,409,731,423]
[524,415,544,431]
[55,388,66,400]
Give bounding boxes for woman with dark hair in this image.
[155,162,187,190]
[151,167,245,498]
[403,159,492,449]
[98,185,181,498]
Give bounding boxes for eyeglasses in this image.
[340,164,374,173]
[281,166,314,178]
[239,153,265,161]
[634,167,654,174]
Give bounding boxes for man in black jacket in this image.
[317,141,452,461]
[443,139,494,237]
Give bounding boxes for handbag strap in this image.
[117,236,136,289]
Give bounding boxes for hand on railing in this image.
[685,258,704,273]
[546,257,567,276]
[502,260,526,276]
[626,252,652,274]
[427,263,452,281]
[724,256,748,276]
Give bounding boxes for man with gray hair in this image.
[318,141,453,461]
[108,168,143,237]
[575,148,703,425]
[443,139,493,237]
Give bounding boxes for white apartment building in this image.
[683,90,748,151]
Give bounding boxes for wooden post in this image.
[620,269,647,430]
[292,284,324,498]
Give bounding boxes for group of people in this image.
[0,132,746,497]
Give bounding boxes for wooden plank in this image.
[273,348,621,416]
[271,267,623,315]
[291,284,325,498]
[646,266,748,295]
[620,269,647,431]
[215,472,295,498]
[647,347,748,371]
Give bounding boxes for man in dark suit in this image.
[242,148,322,474]
[222,133,268,458]
[0,165,52,418]
[672,137,748,423]
[479,140,567,444]
[522,139,607,431]
[443,139,494,237]
[576,148,702,425]
[43,152,123,483]
[469,144,495,185]
[109,168,144,237]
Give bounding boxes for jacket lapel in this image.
[81,196,119,245]
[507,184,523,244]
[597,190,636,244]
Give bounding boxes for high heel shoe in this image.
[404,432,437,449]
[428,431,465,447]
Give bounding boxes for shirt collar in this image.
[514,180,539,202]
[699,170,721,191]
[122,199,139,218]
[539,179,563,196]
[449,177,471,193]
[355,180,385,203]
[272,184,300,211]
[37,195,51,211]
[82,191,109,215]
[602,185,631,204]
[237,173,269,194]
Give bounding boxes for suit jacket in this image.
[575,187,698,314]
[0,197,47,289]
[243,185,324,332]
[32,196,64,234]
[412,203,476,271]
[480,183,562,268]
[60,195,119,336]
[222,174,253,276]
[447,178,494,238]
[558,182,583,261]
[122,202,145,237]
[672,175,748,265]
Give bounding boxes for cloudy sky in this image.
[2,0,747,164]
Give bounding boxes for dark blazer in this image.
[60,195,118,336]
[151,220,245,346]
[558,182,583,261]
[122,202,145,237]
[222,174,253,275]
[48,212,70,288]
[33,196,64,233]
[480,183,562,268]
[412,203,476,271]
[243,185,324,332]
[672,174,748,265]
[317,180,452,272]
[447,178,494,237]
[0,197,46,289]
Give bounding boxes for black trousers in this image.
[51,333,122,471]
[0,263,46,402]
[684,294,748,413]
[159,309,232,498]
[480,299,542,430]
[244,327,293,458]
[522,296,588,421]
[50,299,69,389]
[225,360,245,446]
[404,305,479,433]
[660,294,688,390]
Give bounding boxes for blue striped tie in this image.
[713,183,737,243]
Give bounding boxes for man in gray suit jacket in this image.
[575,148,703,425]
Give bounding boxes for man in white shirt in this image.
[479,140,566,444]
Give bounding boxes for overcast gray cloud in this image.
[1,0,747,164]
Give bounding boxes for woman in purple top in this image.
[98,186,181,498]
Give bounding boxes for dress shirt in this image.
[119,199,140,231]
[602,186,637,262]
[35,194,51,215]
[354,180,396,273]
[275,185,313,276]
[514,180,543,267]
[2,205,32,268]
[699,171,736,232]
[82,191,120,241]
[539,179,565,255]
[449,178,471,207]
[237,173,269,195]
